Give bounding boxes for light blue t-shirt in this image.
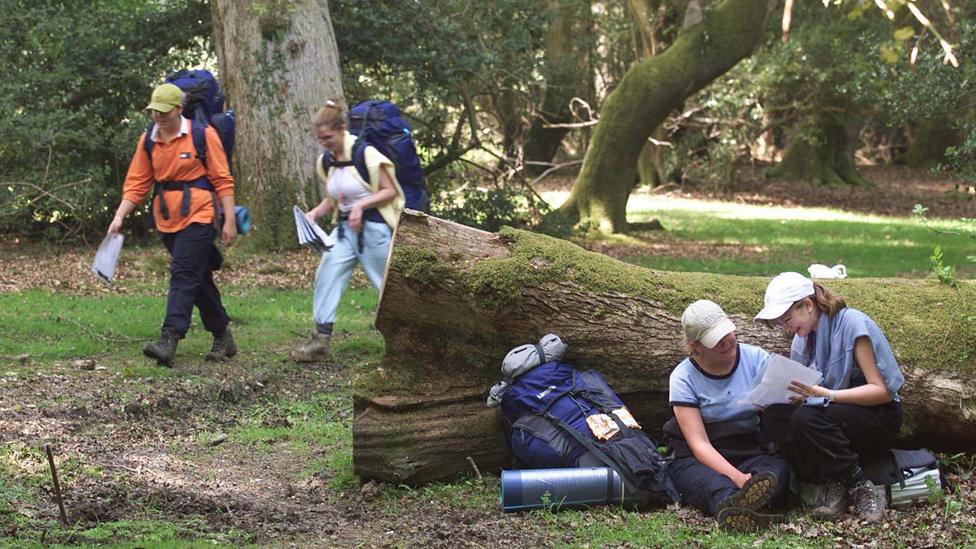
[669,343,770,425]
[790,307,904,400]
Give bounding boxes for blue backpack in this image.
[319,100,430,213]
[142,69,248,233]
[500,361,680,508]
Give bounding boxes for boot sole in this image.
[291,352,330,363]
[716,471,778,515]
[143,347,174,367]
[717,507,782,533]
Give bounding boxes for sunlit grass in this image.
[541,190,975,278]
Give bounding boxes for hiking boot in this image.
[851,480,886,524]
[811,481,849,520]
[716,506,782,533]
[143,331,178,367]
[716,471,779,515]
[290,331,331,363]
[204,329,237,362]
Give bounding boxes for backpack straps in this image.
[542,411,641,499]
[318,142,371,186]
[143,121,217,227]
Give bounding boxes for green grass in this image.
[583,194,976,278]
[0,287,380,366]
[225,392,353,487]
[543,507,822,548]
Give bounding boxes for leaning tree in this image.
[558,0,774,233]
[211,0,344,249]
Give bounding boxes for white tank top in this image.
[327,165,373,214]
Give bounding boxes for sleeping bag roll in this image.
[500,467,637,512]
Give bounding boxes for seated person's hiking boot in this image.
[851,480,886,523]
[715,471,783,533]
[717,506,783,533]
[143,331,178,367]
[290,331,330,363]
[811,481,849,520]
[205,329,238,362]
[715,471,779,516]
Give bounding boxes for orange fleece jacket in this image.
[122,117,234,233]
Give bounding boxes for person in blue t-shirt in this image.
[665,300,790,532]
[754,272,904,524]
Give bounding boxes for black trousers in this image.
[159,223,229,338]
[668,453,790,517]
[761,401,902,483]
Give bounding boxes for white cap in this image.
[754,272,815,320]
[682,300,736,349]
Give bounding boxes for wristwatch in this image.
[827,390,836,403]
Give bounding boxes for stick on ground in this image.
[44,444,68,526]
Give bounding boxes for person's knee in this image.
[790,405,822,433]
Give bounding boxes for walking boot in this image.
[715,471,779,516]
[291,331,331,363]
[716,507,783,533]
[143,331,178,367]
[205,329,238,362]
[851,479,886,524]
[811,481,849,520]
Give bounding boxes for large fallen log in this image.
[353,211,976,485]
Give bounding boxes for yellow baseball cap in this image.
[145,83,183,112]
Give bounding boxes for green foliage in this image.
[432,184,539,233]
[0,0,212,240]
[929,245,958,287]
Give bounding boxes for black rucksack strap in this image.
[321,141,371,186]
[542,411,641,498]
[153,177,217,224]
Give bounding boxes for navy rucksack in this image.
[319,100,430,213]
[142,69,247,233]
[500,360,680,508]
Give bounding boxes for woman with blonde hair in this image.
[755,272,904,524]
[291,98,404,362]
[665,300,789,532]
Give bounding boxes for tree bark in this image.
[354,211,976,486]
[522,0,594,175]
[558,0,771,233]
[211,0,344,249]
[770,112,869,186]
[901,116,962,167]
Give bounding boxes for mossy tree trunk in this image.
[211,0,343,249]
[902,116,963,167]
[770,112,869,186]
[522,0,594,176]
[354,211,976,486]
[558,0,772,233]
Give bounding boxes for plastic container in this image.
[500,467,635,512]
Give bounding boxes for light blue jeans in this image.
[313,220,392,325]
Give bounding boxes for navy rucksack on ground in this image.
[142,69,248,234]
[499,360,680,509]
[319,100,430,213]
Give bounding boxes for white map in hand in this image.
[744,353,822,408]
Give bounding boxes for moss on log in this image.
[354,211,976,485]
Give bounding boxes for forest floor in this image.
[1,167,975,548]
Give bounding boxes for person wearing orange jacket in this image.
[107,83,237,366]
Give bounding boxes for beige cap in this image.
[682,300,736,349]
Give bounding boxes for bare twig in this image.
[466,456,483,480]
[45,445,69,526]
[527,160,584,189]
[55,316,154,344]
